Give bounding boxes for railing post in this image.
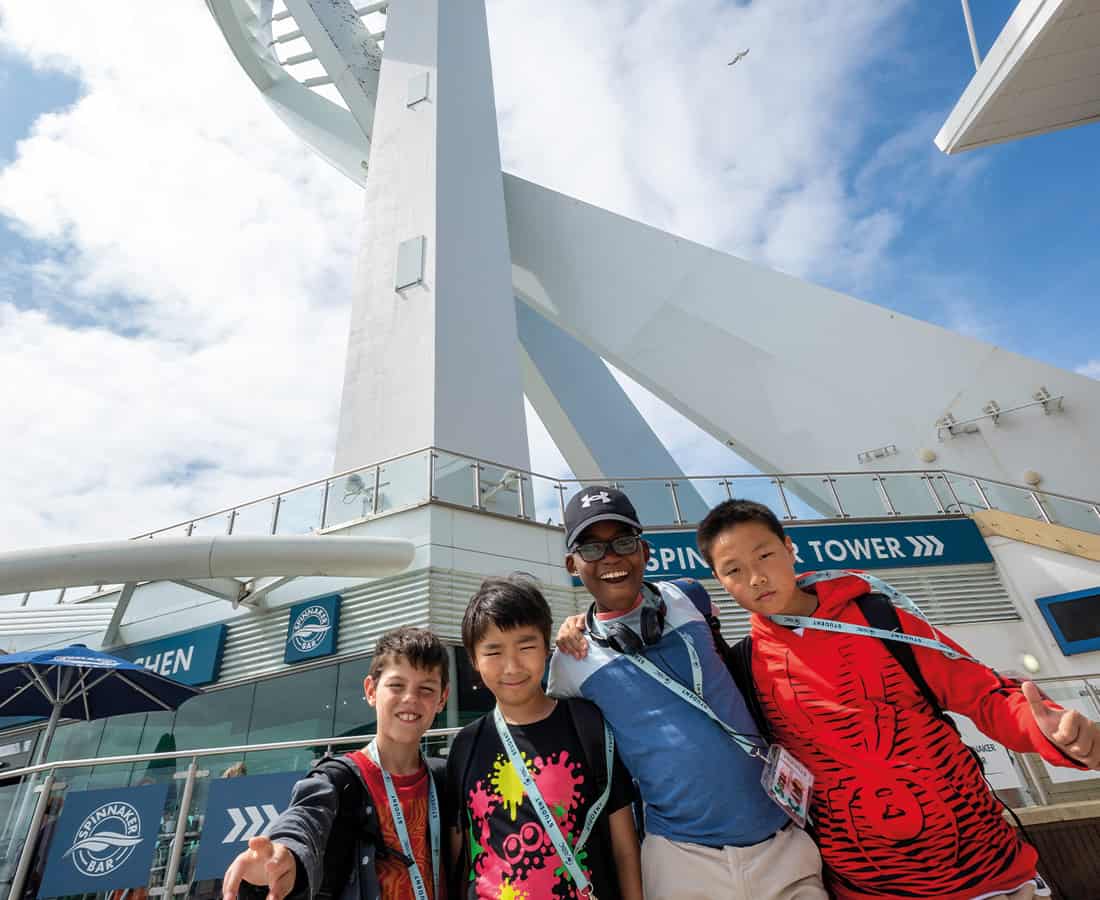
[1029,491,1051,524]
[185,521,195,537]
[162,757,200,895]
[1092,505,1100,528]
[1020,753,1051,806]
[824,476,846,518]
[556,483,568,526]
[226,508,238,535]
[922,474,946,515]
[517,474,528,520]
[941,474,964,514]
[472,463,483,510]
[319,479,331,530]
[719,478,733,500]
[269,496,282,535]
[971,478,993,510]
[873,474,899,517]
[772,478,795,520]
[372,466,382,515]
[7,769,56,900]
[427,451,436,501]
[667,481,685,526]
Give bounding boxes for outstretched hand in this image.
[556,613,590,659]
[222,836,297,900]
[1023,680,1100,768]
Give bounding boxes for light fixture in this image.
[1021,653,1041,674]
[1023,470,1042,487]
[918,448,937,464]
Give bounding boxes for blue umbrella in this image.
[0,643,201,768]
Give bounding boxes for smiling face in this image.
[565,520,649,613]
[708,520,816,616]
[364,656,448,745]
[472,622,549,713]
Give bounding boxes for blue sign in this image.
[594,517,993,583]
[38,783,169,897]
[192,771,303,881]
[285,594,341,664]
[116,624,227,687]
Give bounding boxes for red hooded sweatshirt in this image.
[750,573,1077,900]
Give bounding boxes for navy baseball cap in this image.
[564,486,643,549]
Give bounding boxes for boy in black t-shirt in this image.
[447,575,643,900]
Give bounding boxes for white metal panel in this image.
[503,174,1100,503]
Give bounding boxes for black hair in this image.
[696,499,787,567]
[462,574,553,659]
[369,625,449,691]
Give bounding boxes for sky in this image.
[0,0,1097,554]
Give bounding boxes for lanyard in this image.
[774,571,978,663]
[590,609,766,759]
[492,705,613,896]
[366,741,440,900]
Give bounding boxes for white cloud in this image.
[1077,360,1100,380]
[0,0,941,554]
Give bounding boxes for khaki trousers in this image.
[984,884,1042,900]
[640,823,826,900]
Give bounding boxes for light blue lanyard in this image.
[773,570,978,663]
[366,740,440,900]
[591,613,767,759]
[492,705,613,895]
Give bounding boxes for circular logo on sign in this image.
[291,605,331,653]
[63,801,143,877]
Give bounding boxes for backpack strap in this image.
[564,698,611,796]
[726,636,771,743]
[447,717,488,899]
[854,593,947,721]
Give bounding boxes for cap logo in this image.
[580,491,612,508]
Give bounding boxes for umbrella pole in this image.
[29,703,62,769]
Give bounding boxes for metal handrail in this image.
[0,724,462,783]
[127,444,1100,542]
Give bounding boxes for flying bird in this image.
[728,49,750,66]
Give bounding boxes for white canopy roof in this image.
[936,0,1100,153]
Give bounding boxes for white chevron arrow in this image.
[926,535,944,556]
[906,536,926,557]
[222,804,283,843]
[223,807,247,843]
[261,804,280,835]
[242,805,266,840]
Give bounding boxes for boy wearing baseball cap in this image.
[549,486,826,900]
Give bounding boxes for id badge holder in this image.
[760,744,813,828]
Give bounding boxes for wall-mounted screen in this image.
[1036,587,1100,656]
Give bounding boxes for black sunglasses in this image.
[573,534,642,563]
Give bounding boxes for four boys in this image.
[225,483,1100,900]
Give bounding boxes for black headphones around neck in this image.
[586,585,667,655]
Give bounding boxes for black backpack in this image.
[720,592,969,747]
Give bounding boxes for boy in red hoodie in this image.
[696,499,1100,900]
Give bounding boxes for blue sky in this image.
[0,0,1097,551]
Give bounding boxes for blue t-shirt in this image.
[547,580,787,847]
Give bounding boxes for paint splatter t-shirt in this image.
[448,700,634,900]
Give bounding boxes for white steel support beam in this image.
[282,0,383,140]
[0,535,416,594]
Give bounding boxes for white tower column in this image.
[332,0,530,472]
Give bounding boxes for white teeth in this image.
[600,571,628,580]
[396,712,420,721]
